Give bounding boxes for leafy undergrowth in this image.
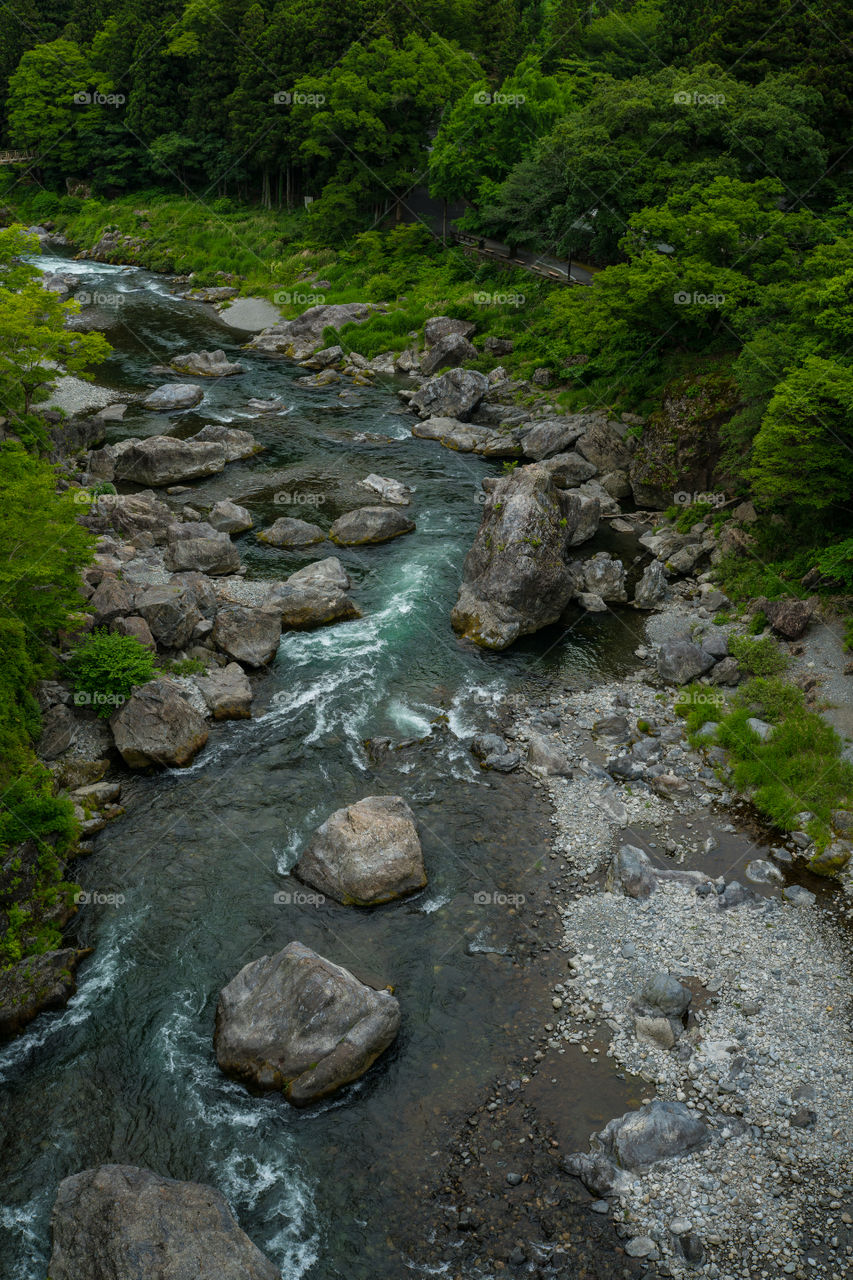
[677,677,853,851]
[727,633,789,677]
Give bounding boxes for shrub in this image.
[69,630,156,717]
[728,634,788,676]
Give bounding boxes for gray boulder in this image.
[114,436,225,486]
[424,316,475,346]
[170,349,245,377]
[195,663,253,720]
[329,506,415,546]
[471,733,521,772]
[633,560,668,609]
[214,940,400,1104]
[600,1100,708,1169]
[358,473,411,505]
[295,795,426,906]
[537,450,598,487]
[409,368,489,421]
[581,552,627,602]
[142,383,204,411]
[451,463,599,650]
[48,1165,280,1280]
[641,973,692,1018]
[576,418,632,472]
[111,678,209,768]
[166,522,241,575]
[657,638,715,685]
[520,416,588,461]
[267,583,361,629]
[208,499,253,534]
[212,605,281,667]
[257,517,325,547]
[607,845,658,899]
[526,730,573,776]
[287,557,351,590]
[80,490,175,544]
[193,423,259,461]
[420,331,477,376]
[89,574,136,625]
[136,582,202,650]
[249,302,380,356]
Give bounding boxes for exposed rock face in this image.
[295,795,426,906]
[525,730,573,776]
[166,522,241,575]
[89,575,136,625]
[80,490,175,544]
[757,597,814,640]
[408,368,489,421]
[249,302,381,356]
[420,331,477,376]
[656,638,715,685]
[141,383,204,411]
[114,436,225,486]
[628,372,736,506]
[606,844,658,899]
[208,499,253,534]
[268,583,361,629]
[136,582,201,650]
[111,678,209,768]
[111,615,156,651]
[257,517,326,547]
[48,1165,280,1280]
[424,316,475,346]
[537,451,598,487]
[170,349,245,377]
[329,507,415,546]
[0,948,89,1037]
[450,463,600,650]
[195,662,253,719]
[193,423,259,461]
[575,417,632,473]
[214,940,400,1104]
[411,417,522,457]
[212,605,281,667]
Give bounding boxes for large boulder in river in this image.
[295,795,426,905]
[193,422,260,461]
[208,499,253,534]
[170,349,245,377]
[257,517,325,547]
[268,582,361,629]
[166,522,241,575]
[111,678,209,768]
[0,948,90,1037]
[330,506,415,546]
[114,436,226,486]
[420,331,477,377]
[287,557,351,590]
[580,552,627,602]
[520,415,589,461]
[212,605,281,667]
[214,940,400,1104]
[575,416,632,473]
[450,463,600,650]
[141,383,204,411]
[195,662,253,720]
[48,1165,280,1280]
[408,368,489,421]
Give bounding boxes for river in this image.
[0,255,645,1277]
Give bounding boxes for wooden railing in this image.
[0,151,35,164]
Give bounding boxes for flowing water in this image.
[0,256,646,1277]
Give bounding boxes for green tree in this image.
[750,358,853,511]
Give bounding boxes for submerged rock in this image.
[48,1165,280,1280]
[296,795,426,906]
[214,940,400,1104]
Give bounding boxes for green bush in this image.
[69,630,156,717]
[728,634,788,676]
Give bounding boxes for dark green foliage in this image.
[727,634,788,677]
[69,629,156,717]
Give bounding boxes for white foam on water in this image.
[419,892,451,915]
[385,698,434,737]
